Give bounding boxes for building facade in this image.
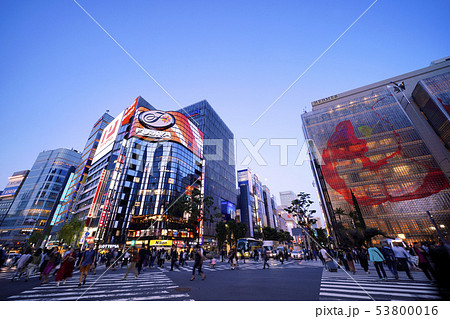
[178,100,237,242]
[0,170,29,227]
[0,149,81,246]
[49,112,114,236]
[301,58,450,244]
[237,168,279,238]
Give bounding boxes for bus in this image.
[236,238,263,257]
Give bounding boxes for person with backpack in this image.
[381,242,398,279]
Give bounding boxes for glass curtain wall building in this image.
[178,100,237,243]
[0,170,29,227]
[0,149,81,246]
[301,59,450,244]
[237,168,278,238]
[94,99,204,247]
[49,112,114,235]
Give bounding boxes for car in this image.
[291,250,303,260]
[4,253,20,267]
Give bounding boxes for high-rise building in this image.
[49,113,114,235]
[72,97,207,250]
[0,149,81,246]
[0,170,29,227]
[301,58,450,244]
[237,168,278,238]
[279,191,296,208]
[178,100,237,241]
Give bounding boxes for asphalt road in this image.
[0,258,441,301]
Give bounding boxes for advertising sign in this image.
[129,107,204,158]
[149,240,173,247]
[92,111,124,164]
[122,97,139,125]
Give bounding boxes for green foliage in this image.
[215,219,248,246]
[334,207,385,247]
[315,228,328,246]
[215,221,227,248]
[262,226,279,240]
[277,230,293,243]
[58,217,84,246]
[284,192,317,228]
[28,231,44,245]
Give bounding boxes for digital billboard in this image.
[129,106,204,158]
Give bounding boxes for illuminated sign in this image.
[149,240,173,246]
[92,111,124,164]
[130,107,204,158]
[312,95,338,107]
[135,128,172,139]
[139,110,175,129]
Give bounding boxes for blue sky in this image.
[0,0,449,217]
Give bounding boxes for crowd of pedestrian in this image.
[316,241,450,298]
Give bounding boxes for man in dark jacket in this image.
[381,242,398,279]
[170,246,179,271]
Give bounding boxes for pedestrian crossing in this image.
[7,270,193,301]
[319,264,441,301]
[159,259,317,273]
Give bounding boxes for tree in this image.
[170,188,219,243]
[28,231,44,246]
[277,230,293,243]
[58,217,84,246]
[215,221,227,249]
[284,192,317,249]
[334,207,385,247]
[262,226,279,240]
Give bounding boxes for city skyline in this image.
[1,0,449,212]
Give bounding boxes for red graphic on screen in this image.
[321,97,449,206]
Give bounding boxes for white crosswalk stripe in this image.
[319,265,441,301]
[159,259,306,273]
[7,270,192,301]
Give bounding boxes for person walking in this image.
[357,247,370,274]
[263,248,270,269]
[413,242,435,281]
[179,249,185,267]
[25,248,42,282]
[150,247,157,268]
[392,242,414,280]
[170,246,179,271]
[278,250,284,264]
[78,245,96,287]
[11,248,31,281]
[240,249,246,264]
[41,247,61,284]
[368,244,388,280]
[345,249,356,274]
[122,248,140,280]
[220,248,226,262]
[381,242,398,279]
[55,247,76,286]
[111,248,119,271]
[190,246,206,281]
[137,246,147,274]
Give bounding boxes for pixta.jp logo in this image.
[139,110,175,129]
